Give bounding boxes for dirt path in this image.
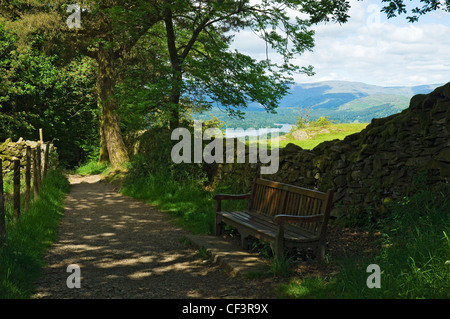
[32,175,279,299]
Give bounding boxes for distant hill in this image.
[194,80,443,127]
[276,80,441,110]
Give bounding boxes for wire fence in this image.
[0,139,54,246]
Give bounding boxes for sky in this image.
[230,0,450,87]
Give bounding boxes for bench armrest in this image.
[273,214,324,225]
[213,193,252,212]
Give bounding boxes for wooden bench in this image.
[213,178,334,260]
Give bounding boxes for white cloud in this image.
[230,0,450,87]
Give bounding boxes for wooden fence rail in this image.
[0,141,51,246]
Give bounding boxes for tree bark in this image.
[164,4,182,130]
[163,2,216,130]
[97,47,129,167]
[98,111,109,164]
[169,69,182,130]
[0,159,6,246]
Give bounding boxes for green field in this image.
[244,122,368,150]
[279,122,368,149]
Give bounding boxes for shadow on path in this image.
[32,175,277,299]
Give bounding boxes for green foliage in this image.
[75,160,110,176]
[381,0,450,22]
[376,184,450,298]
[0,23,99,166]
[293,107,311,129]
[1,1,354,167]
[310,116,333,128]
[293,109,334,130]
[268,255,296,277]
[184,48,292,119]
[279,183,450,299]
[120,118,216,234]
[276,276,333,298]
[113,0,352,130]
[0,170,69,298]
[115,21,173,133]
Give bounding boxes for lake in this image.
[224,123,293,138]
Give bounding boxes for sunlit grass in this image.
[276,184,450,299]
[75,160,110,175]
[244,122,368,150]
[279,123,368,149]
[0,170,69,298]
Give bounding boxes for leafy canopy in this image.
[125,0,352,126]
[381,0,450,22]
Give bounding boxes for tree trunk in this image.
[164,4,182,130]
[0,159,6,246]
[169,69,182,130]
[98,113,109,164]
[97,47,129,167]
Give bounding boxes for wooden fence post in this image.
[13,158,20,223]
[0,159,6,246]
[33,148,39,199]
[43,142,49,179]
[36,143,42,190]
[24,146,31,212]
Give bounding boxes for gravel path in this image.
[32,175,279,299]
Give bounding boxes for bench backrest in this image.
[248,178,334,236]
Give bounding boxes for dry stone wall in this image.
[210,82,450,219]
[0,137,57,173]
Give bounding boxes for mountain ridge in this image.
[194,80,443,126]
[277,80,442,110]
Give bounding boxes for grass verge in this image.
[0,170,70,298]
[276,184,450,299]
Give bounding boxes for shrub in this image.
[310,116,333,128]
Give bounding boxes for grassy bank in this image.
[277,184,450,299]
[0,170,70,298]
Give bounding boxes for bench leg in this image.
[273,238,284,259]
[240,231,250,250]
[215,221,223,236]
[273,226,284,259]
[316,242,326,262]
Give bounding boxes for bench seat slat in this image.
[218,211,319,242]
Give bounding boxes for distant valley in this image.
[193,80,442,129]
